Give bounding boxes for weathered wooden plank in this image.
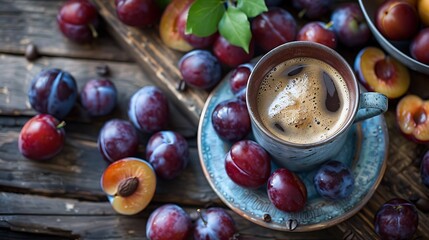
[0,192,114,215]
[0,192,341,239]
[0,229,72,240]
[0,54,197,134]
[0,123,218,204]
[0,0,131,62]
[92,0,208,126]
[0,53,213,203]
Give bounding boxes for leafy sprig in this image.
[186,0,267,53]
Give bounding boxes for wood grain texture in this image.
[1,0,429,239]
[0,123,217,204]
[0,192,341,239]
[0,54,212,205]
[0,0,131,62]
[0,54,197,134]
[92,0,208,126]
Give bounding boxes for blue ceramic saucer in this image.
[197,74,388,232]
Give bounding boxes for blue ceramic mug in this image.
[246,41,388,172]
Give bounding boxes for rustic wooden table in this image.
[0,0,428,239]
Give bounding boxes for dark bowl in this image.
[358,0,429,75]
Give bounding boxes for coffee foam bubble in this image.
[257,57,350,144]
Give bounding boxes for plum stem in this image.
[56,121,66,129]
[88,24,98,38]
[298,9,307,19]
[197,209,208,226]
[116,177,139,197]
[325,21,334,29]
[393,205,404,211]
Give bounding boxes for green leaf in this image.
[237,0,268,18]
[218,7,251,53]
[186,0,225,37]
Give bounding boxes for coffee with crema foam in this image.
[256,57,350,144]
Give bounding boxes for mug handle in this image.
[354,92,388,123]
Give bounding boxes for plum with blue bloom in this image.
[313,160,354,200]
[179,50,222,90]
[28,68,78,120]
[128,86,169,133]
[80,79,117,117]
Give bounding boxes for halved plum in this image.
[396,95,429,143]
[101,157,156,215]
[159,0,194,52]
[354,47,410,99]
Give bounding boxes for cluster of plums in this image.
[210,63,356,214]
[29,0,427,239]
[375,0,429,65]
[173,1,375,91]
[146,204,237,240]
[19,68,117,160]
[55,0,379,94]
[215,62,424,239]
[18,65,238,239]
[18,66,195,228]
[56,0,161,43]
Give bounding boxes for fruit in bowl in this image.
[100,157,156,215]
[375,0,419,41]
[18,114,65,161]
[418,0,429,26]
[359,0,429,74]
[410,28,429,65]
[354,46,410,99]
[396,94,429,143]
